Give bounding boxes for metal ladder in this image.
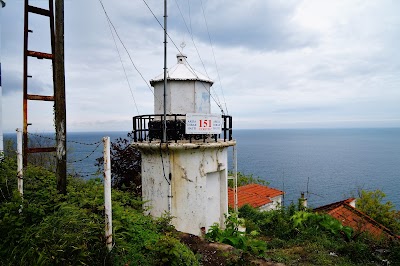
[22,0,56,168]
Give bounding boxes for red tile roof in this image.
[228,184,284,209]
[314,198,398,239]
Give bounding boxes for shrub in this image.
[228,172,269,188]
[0,155,196,265]
[206,212,267,256]
[0,155,18,203]
[147,236,200,266]
[337,240,374,263]
[291,211,353,241]
[388,241,400,264]
[239,204,296,239]
[0,164,107,265]
[95,132,141,195]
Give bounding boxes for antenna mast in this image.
[162,0,167,143]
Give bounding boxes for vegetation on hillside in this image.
[1,135,399,265]
[357,189,400,235]
[0,155,198,265]
[228,171,269,188]
[238,204,400,265]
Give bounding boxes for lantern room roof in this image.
[150,54,213,86]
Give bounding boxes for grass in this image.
[1,154,399,265]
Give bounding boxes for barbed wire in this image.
[68,139,102,146]
[6,134,138,179]
[27,132,102,146]
[70,171,102,179]
[41,167,102,179]
[67,142,102,164]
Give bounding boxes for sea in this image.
[4,128,400,210]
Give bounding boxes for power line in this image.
[141,0,224,113]
[172,0,224,113]
[187,0,193,36]
[200,0,228,115]
[173,0,209,78]
[98,0,160,105]
[105,13,140,115]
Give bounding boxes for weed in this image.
[206,212,267,256]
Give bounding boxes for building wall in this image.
[141,149,170,215]
[193,81,211,113]
[153,81,171,115]
[153,80,211,115]
[140,145,228,236]
[259,195,283,211]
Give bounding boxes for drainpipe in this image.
[168,172,172,212]
[167,143,172,213]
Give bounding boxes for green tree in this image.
[228,172,269,188]
[357,189,400,234]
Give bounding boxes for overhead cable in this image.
[173,0,224,112]
[98,0,161,105]
[173,0,209,78]
[105,15,140,115]
[141,0,224,113]
[200,0,228,115]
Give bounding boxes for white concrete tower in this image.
[132,54,235,236]
[0,0,5,154]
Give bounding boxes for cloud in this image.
[1,0,400,132]
[2,69,52,96]
[273,106,336,114]
[166,0,317,51]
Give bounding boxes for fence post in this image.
[103,137,112,251]
[16,128,23,197]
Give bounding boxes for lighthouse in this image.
[132,53,236,236]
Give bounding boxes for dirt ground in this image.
[178,233,285,266]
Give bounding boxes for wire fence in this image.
[2,132,121,179]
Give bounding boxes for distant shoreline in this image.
[4,126,400,135]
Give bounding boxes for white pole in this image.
[103,137,112,251]
[233,145,238,212]
[16,128,23,197]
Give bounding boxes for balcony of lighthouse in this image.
[132,114,233,146]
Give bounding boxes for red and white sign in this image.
[185,113,222,134]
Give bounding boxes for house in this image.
[228,184,284,211]
[314,198,398,239]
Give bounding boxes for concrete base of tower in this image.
[133,140,236,236]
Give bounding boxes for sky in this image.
[1,0,400,133]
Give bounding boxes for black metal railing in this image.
[133,114,233,143]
